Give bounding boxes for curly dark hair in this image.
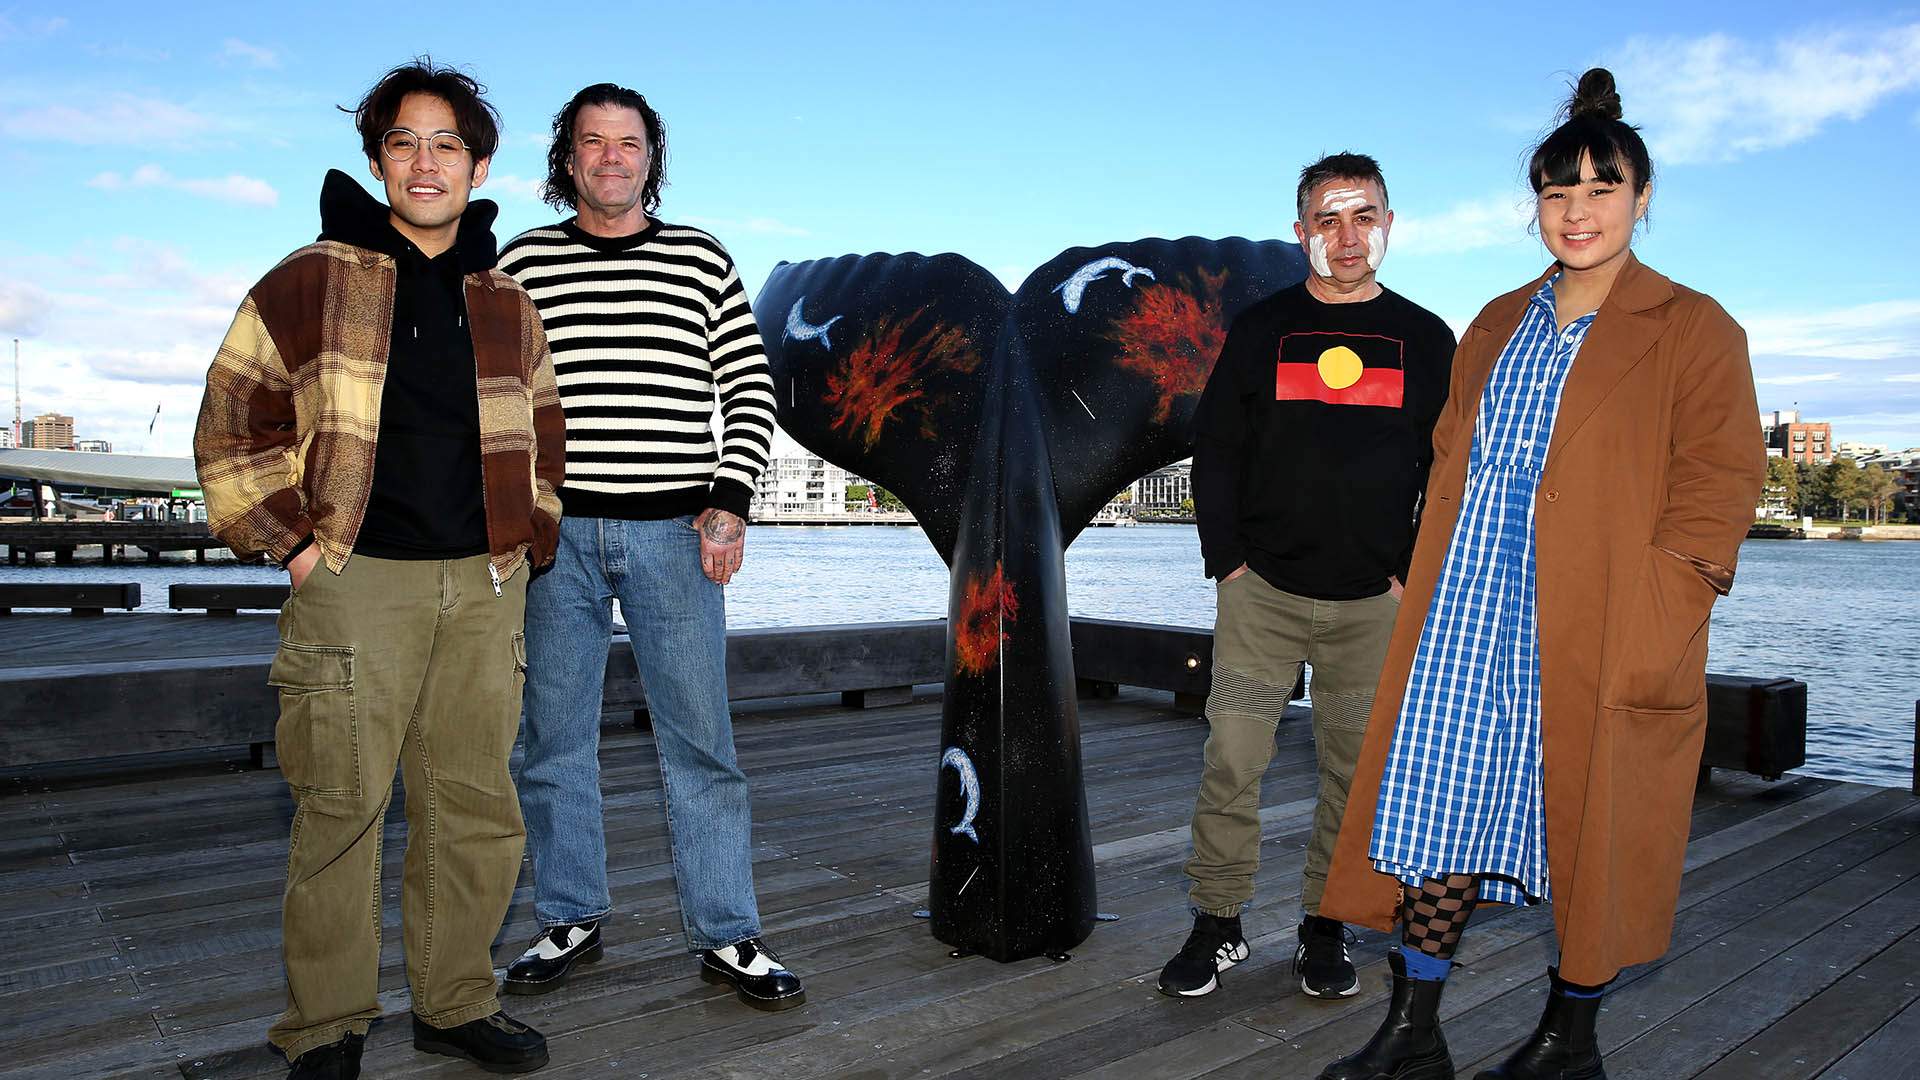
[543,83,668,214]
[342,57,501,163]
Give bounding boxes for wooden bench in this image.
[169,583,292,615]
[0,583,140,616]
[1701,674,1807,785]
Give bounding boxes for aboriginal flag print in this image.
[1274,331,1405,408]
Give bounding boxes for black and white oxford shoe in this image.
[700,937,807,1011]
[503,921,603,995]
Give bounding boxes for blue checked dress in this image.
[1368,276,1594,907]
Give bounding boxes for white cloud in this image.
[0,93,222,146]
[0,280,52,337]
[1388,195,1534,256]
[1608,22,1920,164]
[0,13,66,40]
[1887,373,1920,383]
[486,174,547,203]
[2,242,259,455]
[1740,299,1920,361]
[89,165,279,208]
[220,38,279,68]
[681,215,812,238]
[1754,372,1843,385]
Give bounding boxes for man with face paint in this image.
[1159,152,1455,1002]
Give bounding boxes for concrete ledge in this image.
[0,616,1811,783]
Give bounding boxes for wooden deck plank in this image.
[1814,996,1920,1080]
[0,689,1910,1080]
[1696,925,1920,1079]
[1181,790,1920,1080]
[1590,847,1920,1078]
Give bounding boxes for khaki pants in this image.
[1185,572,1398,918]
[265,554,529,1061]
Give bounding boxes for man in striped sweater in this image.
[496,83,800,1011]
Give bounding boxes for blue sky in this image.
[3,1,1918,457]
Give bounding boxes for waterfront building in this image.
[22,412,75,451]
[1857,448,1920,522]
[1761,410,1833,464]
[1132,461,1192,511]
[752,453,850,517]
[0,428,11,448]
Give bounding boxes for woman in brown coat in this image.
[1315,69,1765,1080]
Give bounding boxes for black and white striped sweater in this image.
[499,219,776,521]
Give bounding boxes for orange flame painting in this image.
[1105,267,1232,423]
[824,308,982,449]
[954,561,1019,677]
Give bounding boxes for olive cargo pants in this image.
[1185,571,1399,918]
[265,554,528,1060]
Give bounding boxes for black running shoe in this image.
[1157,913,1250,997]
[1294,915,1361,998]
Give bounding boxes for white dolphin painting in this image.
[941,746,981,843]
[784,295,844,350]
[1051,257,1156,315]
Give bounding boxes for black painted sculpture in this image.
[754,237,1307,962]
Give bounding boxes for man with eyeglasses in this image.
[195,60,563,1078]
[495,84,797,1011]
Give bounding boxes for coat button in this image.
[1544,490,1559,502]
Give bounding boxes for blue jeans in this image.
[517,514,762,951]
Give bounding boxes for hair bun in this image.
[1569,67,1624,121]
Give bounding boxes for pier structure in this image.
[0,606,1911,1078]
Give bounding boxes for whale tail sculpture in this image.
[755,237,1306,961]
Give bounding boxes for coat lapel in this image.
[1547,254,1674,460]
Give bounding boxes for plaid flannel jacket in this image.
[194,240,564,582]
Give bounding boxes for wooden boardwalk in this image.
[1,689,1915,1079]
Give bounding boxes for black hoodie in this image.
[317,169,498,560]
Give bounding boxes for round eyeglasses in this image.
[381,128,470,167]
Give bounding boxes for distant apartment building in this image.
[751,453,849,517]
[1859,448,1920,522]
[73,439,112,453]
[0,428,12,448]
[1133,462,1192,510]
[22,413,75,450]
[1761,410,1832,464]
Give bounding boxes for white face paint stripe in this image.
[1365,225,1387,271]
[1323,196,1367,213]
[1320,186,1366,207]
[1308,234,1332,277]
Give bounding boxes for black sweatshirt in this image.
[1192,282,1455,600]
[316,169,494,560]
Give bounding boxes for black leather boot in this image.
[1473,967,1605,1079]
[1318,951,1454,1080]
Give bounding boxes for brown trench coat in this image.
[1318,254,1767,985]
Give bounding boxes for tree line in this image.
[1765,456,1906,523]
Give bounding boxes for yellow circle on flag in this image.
[1317,346,1364,390]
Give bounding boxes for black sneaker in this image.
[700,937,807,1011]
[1157,913,1250,997]
[412,1009,548,1073]
[288,1031,363,1080]
[504,920,604,995]
[1294,914,1360,998]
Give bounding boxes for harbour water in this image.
[3,527,1915,788]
